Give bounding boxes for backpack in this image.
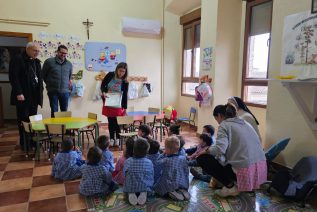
[270,156,317,202]
[195,83,213,107]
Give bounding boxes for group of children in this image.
[51,123,215,205]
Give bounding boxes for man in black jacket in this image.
[9,42,43,149]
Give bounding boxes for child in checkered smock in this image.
[154,136,190,201]
[79,147,117,197]
[52,138,84,181]
[97,135,114,172]
[123,138,154,206]
[112,137,135,185]
[146,139,163,185]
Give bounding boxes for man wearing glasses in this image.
[42,45,73,117]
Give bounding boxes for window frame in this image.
[241,0,273,108]
[180,9,201,97]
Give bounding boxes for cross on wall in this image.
[82,18,93,40]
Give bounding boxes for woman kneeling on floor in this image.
[197,104,267,197]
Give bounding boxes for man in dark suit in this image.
[9,42,43,149]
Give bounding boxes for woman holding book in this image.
[101,62,129,145]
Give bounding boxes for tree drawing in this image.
[297,25,314,64]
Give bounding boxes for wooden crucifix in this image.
[82,18,93,40]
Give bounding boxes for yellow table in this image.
[32,117,99,160]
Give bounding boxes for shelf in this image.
[280,80,317,130]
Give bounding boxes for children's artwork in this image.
[84,42,126,72]
[34,32,84,70]
[202,47,213,70]
[282,11,317,79]
[71,70,83,80]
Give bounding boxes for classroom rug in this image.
[85,179,316,212]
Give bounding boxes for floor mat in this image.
[85,180,316,212]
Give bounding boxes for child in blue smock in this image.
[154,136,190,201]
[146,139,163,185]
[97,135,114,172]
[52,138,84,180]
[79,147,117,197]
[123,138,154,206]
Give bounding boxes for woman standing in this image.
[197,104,267,197]
[101,62,129,145]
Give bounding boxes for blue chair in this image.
[265,137,290,174]
[177,107,197,127]
[265,137,290,162]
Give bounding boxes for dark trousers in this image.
[48,91,70,117]
[16,102,38,148]
[197,154,236,187]
[107,117,121,140]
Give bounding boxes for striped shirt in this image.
[123,157,154,193]
[154,154,189,196]
[52,150,83,180]
[79,164,112,196]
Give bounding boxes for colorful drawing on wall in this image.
[84,42,126,72]
[34,32,84,70]
[202,47,213,70]
[282,11,317,78]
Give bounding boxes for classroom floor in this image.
[0,123,315,212]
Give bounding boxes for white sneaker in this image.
[128,193,138,205]
[215,185,239,197]
[168,191,184,201]
[137,192,147,205]
[110,139,114,146]
[114,139,120,146]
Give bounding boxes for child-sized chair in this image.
[265,137,290,173]
[177,107,196,127]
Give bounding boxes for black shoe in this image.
[190,168,202,179]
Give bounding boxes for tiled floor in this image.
[0,123,199,211]
[1,123,315,212]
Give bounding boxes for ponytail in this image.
[225,104,237,119]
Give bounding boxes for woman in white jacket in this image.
[197,104,267,197]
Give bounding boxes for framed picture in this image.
[0,46,24,73]
[312,0,317,14]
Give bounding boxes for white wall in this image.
[266,0,317,167]
[0,0,163,122]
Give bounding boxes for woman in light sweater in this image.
[197,104,267,197]
[228,96,261,142]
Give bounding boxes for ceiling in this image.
[165,0,201,16]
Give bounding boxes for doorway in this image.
[0,31,32,127]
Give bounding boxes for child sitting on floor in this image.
[154,136,190,201]
[138,124,152,141]
[97,135,114,172]
[146,139,162,185]
[168,124,186,156]
[52,138,84,181]
[112,137,135,185]
[123,138,154,206]
[186,125,214,155]
[188,133,213,166]
[79,147,117,197]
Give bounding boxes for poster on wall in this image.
[34,32,84,70]
[84,42,126,72]
[282,11,317,79]
[202,47,213,70]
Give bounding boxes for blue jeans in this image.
[48,91,70,117]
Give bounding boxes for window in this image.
[180,9,201,96]
[242,0,272,107]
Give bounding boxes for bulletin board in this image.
[84,42,126,72]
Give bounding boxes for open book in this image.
[104,92,122,108]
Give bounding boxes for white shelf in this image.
[280,80,317,130]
